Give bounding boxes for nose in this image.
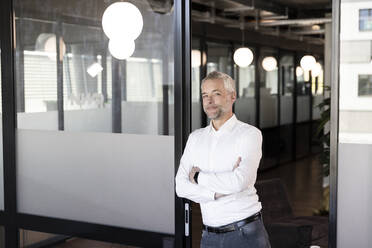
[204,95,212,104]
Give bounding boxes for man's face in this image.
[201,79,236,120]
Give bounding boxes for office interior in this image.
[0,0,371,247]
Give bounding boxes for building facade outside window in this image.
[359,8,372,31]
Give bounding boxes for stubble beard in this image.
[204,105,224,120]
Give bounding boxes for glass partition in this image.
[15,0,175,236]
[279,54,294,163]
[191,38,203,131]
[311,60,324,154]
[235,46,256,126]
[259,48,278,129]
[259,48,279,169]
[206,42,233,76]
[296,54,311,158]
[296,56,311,123]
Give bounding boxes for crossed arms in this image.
[175,129,262,203]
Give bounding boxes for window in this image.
[358,74,372,96]
[359,9,372,31]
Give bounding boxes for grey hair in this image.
[201,71,236,93]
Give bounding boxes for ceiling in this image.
[13,0,332,48]
[191,0,332,45]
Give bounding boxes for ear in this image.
[231,91,237,103]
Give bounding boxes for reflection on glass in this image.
[15,0,174,136]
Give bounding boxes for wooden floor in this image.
[192,155,325,248]
[52,238,137,248]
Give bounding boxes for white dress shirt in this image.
[175,114,263,227]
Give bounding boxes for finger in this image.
[235,157,242,166]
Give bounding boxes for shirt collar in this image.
[209,114,238,134]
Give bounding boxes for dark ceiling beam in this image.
[192,21,323,55]
[231,0,293,16]
[296,7,332,19]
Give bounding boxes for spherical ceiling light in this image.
[108,38,135,60]
[311,62,322,77]
[102,2,143,41]
[300,55,316,71]
[296,66,304,77]
[233,47,254,68]
[312,25,321,31]
[262,56,277,71]
[191,49,207,68]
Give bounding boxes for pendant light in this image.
[102,2,143,60]
[262,56,277,71]
[102,2,143,41]
[233,14,254,68]
[300,55,316,71]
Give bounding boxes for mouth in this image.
[206,105,218,110]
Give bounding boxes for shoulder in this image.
[188,126,209,141]
[235,120,262,139]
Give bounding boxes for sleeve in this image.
[197,128,262,195]
[175,132,216,203]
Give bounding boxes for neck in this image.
[212,112,233,131]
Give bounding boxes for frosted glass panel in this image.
[280,96,293,125]
[235,98,256,126]
[17,130,175,234]
[297,95,310,122]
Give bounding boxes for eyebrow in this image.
[201,89,221,95]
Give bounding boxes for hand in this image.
[189,166,201,184]
[214,193,226,200]
[232,157,242,171]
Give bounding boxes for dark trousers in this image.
[200,217,271,248]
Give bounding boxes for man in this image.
[175,71,270,248]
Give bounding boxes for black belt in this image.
[203,212,261,234]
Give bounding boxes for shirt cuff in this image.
[202,188,215,201]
